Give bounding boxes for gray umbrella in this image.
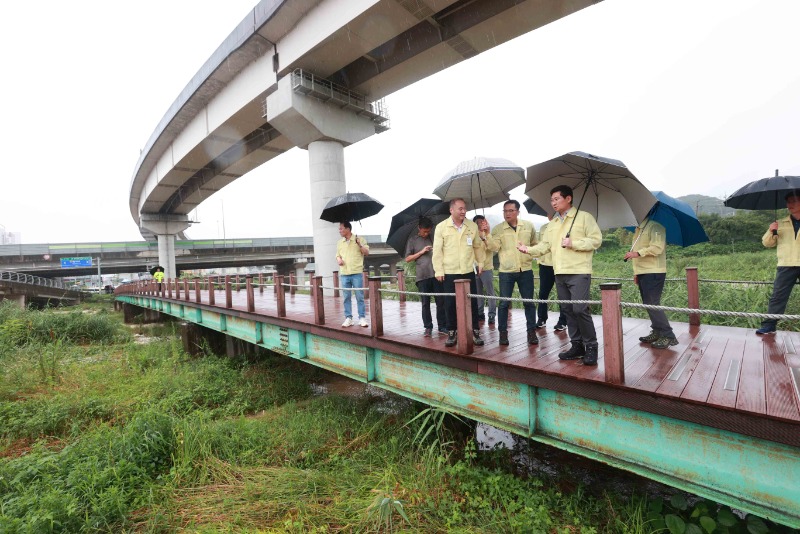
[524,151,657,230]
[433,157,525,210]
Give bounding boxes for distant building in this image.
[0,226,21,245]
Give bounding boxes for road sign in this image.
[60,257,93,268]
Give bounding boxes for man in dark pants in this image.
[757,191,800,335]
[522,185,602,365]
[405,217,446,336]
[432,198,486,347]
[624,218,677,348]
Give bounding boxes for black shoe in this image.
[478,314,486,323]
[639,331,659,343]
[536,319,547,329]
[651,336,678,349]
[424,328,432,337]
[558,343,585,360]
[438,326,448,334]
[755,325,776,335]
[445,330,457,347]
[582,344,598,366]
[554,322,567,332]
[488,313,495,325]
[473,330,484,346]
[499,331,509,346]
[527,330,539,345]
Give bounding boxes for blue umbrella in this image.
[626,191,708,247]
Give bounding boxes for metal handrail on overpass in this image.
[1,271,67,289]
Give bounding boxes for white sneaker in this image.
[359,317,368,327]
[342,317,353,327]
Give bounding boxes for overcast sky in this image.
[2,0,799,244]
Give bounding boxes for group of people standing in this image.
[336,184,681,366]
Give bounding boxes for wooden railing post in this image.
[312,275,325,325]
[182,279,189,301]
[208,276,215,306]
[333,271,340,298]
[686,267,700,326]
[362,271,369,299]
[258,272,264,294]
[225,275,232,308]
[275,275,286,317]
[369,277,383,337]
[175,278,181,300]
[289,272,296,296]
[455,279,474,355]
[600,283,624,384]
[194,280,201,303]
[396,269,406,303]
[167,278,173,299]
[246,275,255,313]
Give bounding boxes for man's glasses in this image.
[503,209,518,213]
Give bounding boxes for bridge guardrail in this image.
[0,271,66,289]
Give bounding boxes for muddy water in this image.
[312,370,673,499]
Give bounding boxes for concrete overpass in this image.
[0,272,82,308]
[131,0,600,281]
[0,237,399,279]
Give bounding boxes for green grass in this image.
[0,289,793,532]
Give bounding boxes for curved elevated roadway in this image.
[131,0,600,278]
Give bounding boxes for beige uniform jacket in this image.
[485,219,537,273]
[631,218,667,275]
[432,217,485,277]
[336,236,369,275]
[763,216,800,267]
[527,207,602,275]
[537,222,553,267]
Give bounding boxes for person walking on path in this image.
[336,221,369,328]
[624,218,678,348]
[757,191,800,335]
[472,214,497,325]
[405,217,446,336]
[432,198,486,348]
[535,216,567,331]
[153,267,165,292]
[485,199,539,346]
[520,185,602,365]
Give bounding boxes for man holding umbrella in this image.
[519,185,602,365]
[624,219,678,348]
[757,191,800,335]
[336,221,370,328]
[405,217,446,336]
[433,198,486,347]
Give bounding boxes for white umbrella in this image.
[433,157,525,210]
[524,151,657,230]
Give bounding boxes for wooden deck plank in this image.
[735,338,766,415]
[633,329,693,392]
[655,328,712,397]
[764,335,800,421]
[706,338,745,409]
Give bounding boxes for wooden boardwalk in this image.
[144,283,800,449]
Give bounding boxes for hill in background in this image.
[676,194,735,216]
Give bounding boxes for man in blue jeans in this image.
[336,221,369,328]
[485,200,539,346]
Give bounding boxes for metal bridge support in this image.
[266,72,384,287]
[139,213,191,280]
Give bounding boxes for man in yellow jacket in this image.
[432,198,486,348]
[472,214,496,325]
[485,199,538,346]
[624,218,677,348]
[336,221,369,328]
[757,191,800,335]
[520,185,602,365]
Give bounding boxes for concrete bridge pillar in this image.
[139,214,191,280]
[0,293,25,308]
[266,72,384,285]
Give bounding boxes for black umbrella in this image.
[386,198,450,255]
[320,192,384,223]
[723,170,800,211]
[149,265,164,276]
[523,198,548,217]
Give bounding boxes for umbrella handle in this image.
[561,232,569,248]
